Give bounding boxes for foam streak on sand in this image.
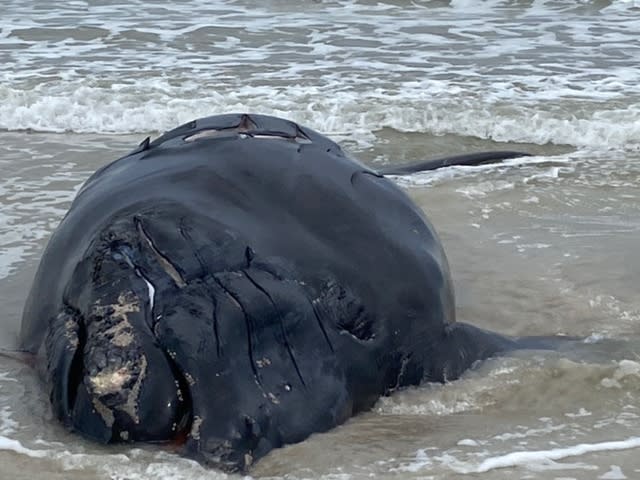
[467,437,640,473]
[0,436,48,458]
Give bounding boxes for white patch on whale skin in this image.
[103,321,135,348]
[87,293,148,425]
[184,372,196,386]
[141,276,156,310]
[92,293,139,348]
[190,416,203,441]
[89,365,132,394]
[119,355,147,424]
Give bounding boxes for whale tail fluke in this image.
[379,151,531,175]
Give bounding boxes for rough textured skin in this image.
[21,113,519,472]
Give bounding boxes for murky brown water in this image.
[1,130,639,480]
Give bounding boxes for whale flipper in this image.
[379,151,531,175]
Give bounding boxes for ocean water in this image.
[1,0,640,479]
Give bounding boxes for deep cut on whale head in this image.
[21,113,530,471]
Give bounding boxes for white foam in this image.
[0,436,228,480]
[396,449,431,473]
[457,439,481,447]
[459,437,640,473]
[0,372,17,383]
[600,465,627,479]
[565,408,592,419]
[492,423,567,443]
[0,406,18,435]
[0,0,639,150]
[1,83,638,151]
[604,0,640,12]
[601,360,640,389]
[0,436,48,458]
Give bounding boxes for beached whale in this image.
[20,113,558,472]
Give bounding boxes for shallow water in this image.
[1,0,640,479]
